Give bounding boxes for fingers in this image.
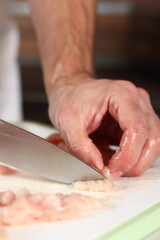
[125,136,160,176]
[48,79,159,178]
[108,85,160,178]
[108,126,148,178]
[125,88,160,176]
[58,118,104,170]
[108,84,149,177]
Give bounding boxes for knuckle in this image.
[138,88,150,100]
[148,136,160,147]
[70,138,92,155]
[133,124,149,139]
[139,124,148,135]
[118,80,138,93]
[54,107,75,130]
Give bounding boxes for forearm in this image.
[29,0,97,95]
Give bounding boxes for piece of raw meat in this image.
[0,189,105,226]
[73,179,113,192]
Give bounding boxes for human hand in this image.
[48,75,160,179]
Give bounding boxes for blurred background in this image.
[9,0,160,124]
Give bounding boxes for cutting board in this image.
[1,121,160,240]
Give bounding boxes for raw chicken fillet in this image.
[0,189,105,226]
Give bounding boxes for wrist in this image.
[43,41,95,95]
[46,71,95,101]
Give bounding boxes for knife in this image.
[0,119,105,184]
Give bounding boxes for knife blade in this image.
[0,119,105,184]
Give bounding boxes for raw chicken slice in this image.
[0,189,105,226]
[73,179,113,192]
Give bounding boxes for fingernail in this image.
[109,171,123,180]
[101,167,110,178]
[95,160,104,170]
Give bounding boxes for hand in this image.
[48,75,160,179]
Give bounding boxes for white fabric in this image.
[0,0,22,122]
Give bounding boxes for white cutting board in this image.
[1,121,160,240]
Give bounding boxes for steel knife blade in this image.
[0,119,105,184]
